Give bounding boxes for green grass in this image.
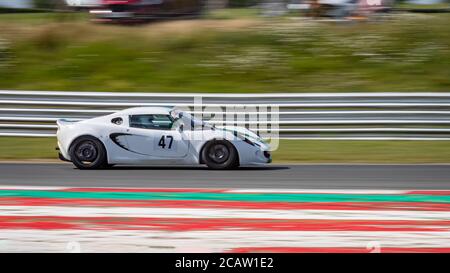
[204,8,260,19]
[0,12,449,92]
[395,3,450,10]
[0,137,56,160]
[0,12,88,23]
[274,140,450,163]
[2,137,450,163]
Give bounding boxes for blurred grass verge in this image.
[395,3,450,10]
[0,11,448,92]
[1,137,449,163]
[275,139,450,163]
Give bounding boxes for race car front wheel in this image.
[69,136,108,169]
[202,140,239,170]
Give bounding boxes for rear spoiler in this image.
[56,119,81,127]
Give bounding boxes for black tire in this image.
[202,140,239,170]
[69,136,108,170]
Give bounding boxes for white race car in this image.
[56,107,272,169]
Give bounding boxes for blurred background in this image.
[0,0,448,92]
[1,0,449,91]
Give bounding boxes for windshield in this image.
[170,109,209,129]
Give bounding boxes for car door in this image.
[123,114,189,159]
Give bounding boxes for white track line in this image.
[1,230,450,252]
[0,186,445,194]
[0,186,69,191]
[1,206,450,221]
[0,186,446,195]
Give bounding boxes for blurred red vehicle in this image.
[91,0,205,21]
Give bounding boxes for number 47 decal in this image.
[158,135,174,149]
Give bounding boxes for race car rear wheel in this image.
[202,140,239,170]
[69,136,108,169]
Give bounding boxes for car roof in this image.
[117,107,174,116]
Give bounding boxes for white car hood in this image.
[217,126,269,149]
[220,126,259,138]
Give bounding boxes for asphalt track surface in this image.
[0,163,449,189]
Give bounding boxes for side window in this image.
[111,117,123,125]
[129,115,173,130]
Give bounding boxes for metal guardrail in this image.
[1,90,450,140]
